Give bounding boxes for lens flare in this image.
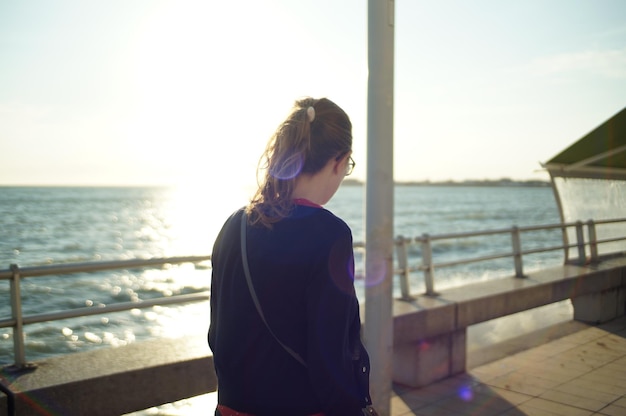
[269,154,303,180]
[364,260,387,287]
[458,385,474,401]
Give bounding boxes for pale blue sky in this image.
[1,0,625,187]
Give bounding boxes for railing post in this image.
[10,264,27,367]
[511,226,525,278]
[395,236,413,300]
[587,220,598,263]
[560,223,570,264]
[575,221,586,265]
[421,234,436,296]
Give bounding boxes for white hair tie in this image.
[307,106,315,123]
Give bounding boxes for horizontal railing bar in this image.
[0,292,210,330]
[413,245,566,271]
[22,292,211,326]
[412,221,573,242]
[0,318,16,329]
[0,256,211,280]
[519,217,626,228]
[411,218,626,243]
[425,251,515,269]
[518,245,567,256]
[596,236,626,245]
[593,217,626,225]
[403,266,422,274]
[400,243,570,274]
[419,228,515,241]
[514,221,587,232]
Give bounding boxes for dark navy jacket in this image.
[209,206,370,416]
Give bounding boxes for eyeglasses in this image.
[345,156,355,176]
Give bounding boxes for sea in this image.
[0,184,570,414]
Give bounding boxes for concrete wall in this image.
[1,335,216,416]
[391,256,626,388]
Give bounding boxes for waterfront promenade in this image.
[4,260,624,416]
[390,315,626,416]
[127,315,626,415]
[3,253,624,415]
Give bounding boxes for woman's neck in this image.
[292,174,327,206]
[293,198,322,208]
[292,159,340,206]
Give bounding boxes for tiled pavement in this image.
[137,316,626,415]
[390,316,626,416]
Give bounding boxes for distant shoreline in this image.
[343,178,551,187]
[1,179,552,188]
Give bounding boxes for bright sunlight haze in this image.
[1,0,625,188]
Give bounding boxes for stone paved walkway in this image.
[391,316,626,415]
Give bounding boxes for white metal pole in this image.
[365,0,394,414]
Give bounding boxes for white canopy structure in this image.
[543,107,626,261]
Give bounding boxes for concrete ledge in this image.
[392,256,626,388]
[0,335,216,416]
[392,296,456,342]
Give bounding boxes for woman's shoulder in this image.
[293,205,351,233]
[212,207,246,246]
[319,207,351,232]
[220,207,246,231]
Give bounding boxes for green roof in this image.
[544,106,626,180]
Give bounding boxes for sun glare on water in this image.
[123,183,253,415]
[162,181,253,256]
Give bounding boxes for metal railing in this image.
[393,218,626,299]
[0,256,211,368]
[2,218,625,368]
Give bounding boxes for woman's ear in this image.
[333,153,351,176]
[332,156,346,176]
